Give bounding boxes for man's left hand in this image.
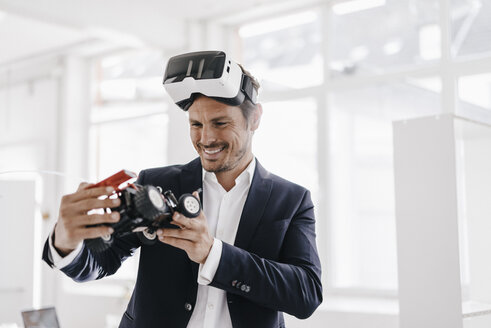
[157,191,214,264]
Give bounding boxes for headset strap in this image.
[241,75,258,104]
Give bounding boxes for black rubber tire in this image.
[134,186,167,220]
[137,230,158,246]
[177,194,201,218]
[84,235,113,252]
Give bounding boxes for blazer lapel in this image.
[234,160,273,250]
[179,158,203,284]
[179,158,273,281]
[179,157,203,195]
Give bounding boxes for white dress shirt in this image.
[49,158,256,328]
[186,158,255,328]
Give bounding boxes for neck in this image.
[215,153,253,192]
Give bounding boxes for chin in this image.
[202,160,233,173]
[200,158,221,171]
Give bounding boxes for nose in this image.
[200,124,217,145]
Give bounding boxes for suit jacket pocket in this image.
[119,311,135,328]
[124,311,134,321]
[119,311,134,328]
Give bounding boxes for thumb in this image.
[192,189,201,201]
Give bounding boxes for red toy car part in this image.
[84,170,201,252]
[90,169,137,191]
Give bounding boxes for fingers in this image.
[61,197,120,218]
[67,185,115,203]
[55,218,115,251]
[172,212,192,228]
[192,190,201,201]
[77,182,93,192]
[157,227,195,241]
[78,225,115,240]
[56,183,120,252]
[77,212,120,226]
[157,210,207,242]
[60,212,119,234]
[158,236,193,250]
[172,209,205,226]
[75,197,121,214]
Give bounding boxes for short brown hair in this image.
[238,63,260,124]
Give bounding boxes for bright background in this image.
[1,0,491,327]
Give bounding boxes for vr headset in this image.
[163,51,258,111]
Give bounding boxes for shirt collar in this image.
[202,157,256,187]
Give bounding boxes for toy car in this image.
[84,169,202,252]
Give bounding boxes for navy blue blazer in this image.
[43,158,323,327]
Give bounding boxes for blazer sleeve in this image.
[41,171,147,282]
[209,189,323,319]
[58,234,140,282]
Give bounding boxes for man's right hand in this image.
[53,182,121,256]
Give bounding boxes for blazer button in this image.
[184,303,193,311]
[236,282,242,289]
[245,286,251,293]
[231,280,237,287]
[240,284,247,292]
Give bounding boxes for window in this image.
[64,50,169,293]
[89,49,169,182]
[238,1,446,297]
[239,10,323,92]
[253,98,318,202]
[458,73,491,125]
[451,0,491,58]
[329,0,440,78]
[328,78,441,290]
[89,110,168,181]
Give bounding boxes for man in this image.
[43,51,322,327]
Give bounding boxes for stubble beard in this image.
[199,138,251,174]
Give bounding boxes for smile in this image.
[203,147,225,155]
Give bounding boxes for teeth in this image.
[204,148,222,154]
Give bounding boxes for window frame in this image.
[223,0,491,300]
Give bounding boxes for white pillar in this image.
[393,114,463,328]
[58,55,90,190]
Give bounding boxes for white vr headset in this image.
[163,51,258,111]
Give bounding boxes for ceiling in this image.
[0,12,90,65]
[0,0,307,65]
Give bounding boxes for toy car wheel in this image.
[137,229,158,246]
[85,234,113,252]
[134,186,167,221]
[178,194,201,218]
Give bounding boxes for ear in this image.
[250,103,263,131]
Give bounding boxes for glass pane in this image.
[455,118,491,321]
[253,98,318,202]
[458,73,491,125]
[93,50,166,104]
[91,103,167,123]
[329,0,440,78]
[240,10,323,92]
[451,0,491,58]
[87,114,167,283]
[329,77,441,290]
[89,114,168,182]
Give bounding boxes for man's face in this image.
[188,96,260,174]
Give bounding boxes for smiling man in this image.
[188,95,260,190]
[42,51,322,328]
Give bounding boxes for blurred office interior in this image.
[1,0,491,327]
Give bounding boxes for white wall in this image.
[0,181,36,324]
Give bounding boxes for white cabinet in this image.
[0,180,36,325]
[393,114,491,328]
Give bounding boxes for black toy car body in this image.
[84,170,201,252]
